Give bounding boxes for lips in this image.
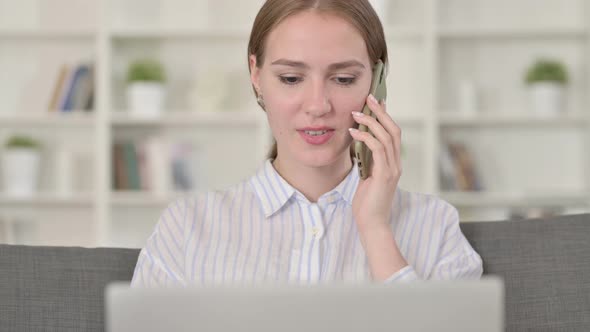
[297,127,335,145]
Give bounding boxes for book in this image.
[47,64,69,111]
[112,143,128,190]
[439,141,483,191]
[123,142,141,190]
[62,64,88,111]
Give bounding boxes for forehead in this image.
[265,10,370,66]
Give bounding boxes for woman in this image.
[131,0,482,287]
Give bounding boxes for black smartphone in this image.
[354,59,387,180]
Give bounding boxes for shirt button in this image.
[312,227,321,237]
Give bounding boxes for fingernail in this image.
[348,128,358,133]
[352,111,364,117]
[368,94,378,104]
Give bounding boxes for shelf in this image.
[438,113,589,127]
[111,191,193,207]
[110,26,423,40]
[384,27,423,39]
[110,111,262,127]
[438,26,587,39]
[110,27,250,39]
[0,192,94,207]
[0,112,96,127]
[0,28,95,39]
[440,191,589,208]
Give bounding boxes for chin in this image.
[296,147,350,168]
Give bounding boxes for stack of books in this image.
[112,137,197,193]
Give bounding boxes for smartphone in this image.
[354,59,387,180]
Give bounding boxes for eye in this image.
[334,76,357,86]
[279,75,302,85]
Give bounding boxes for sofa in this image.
[1,213,589,331]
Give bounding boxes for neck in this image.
[272,153,353,203]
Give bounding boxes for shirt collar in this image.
[249,159,296,218]
[331,161,360,206]
[249,159,360,219]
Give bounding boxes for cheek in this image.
[333,89,366,115]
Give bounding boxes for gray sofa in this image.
[1,214,589,331]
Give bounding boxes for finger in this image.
[368,95,403,167]
[348,127,389,178]
[352,110,394,169]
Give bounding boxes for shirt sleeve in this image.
[131,198,188,287]
[384,203,483,283]
[428,205,483,280]
[384,265,419,283]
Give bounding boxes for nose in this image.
[305,80,331,117]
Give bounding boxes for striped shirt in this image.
[131,159,483,287]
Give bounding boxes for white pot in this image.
[127,82,166,118]
[1,149,40,197]
[528,82,565,117]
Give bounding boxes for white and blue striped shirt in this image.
[131,159,483,287]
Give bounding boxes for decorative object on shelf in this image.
[368,0,388,23]
[126,59,166,118]
[1,135,41,197]
[457,78,478,116]
[525,58,569,117]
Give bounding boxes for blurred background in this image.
[0,0,589,248]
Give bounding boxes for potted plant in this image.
[525,58,569,117]
[1,135,41,197]
[126,58,166,117]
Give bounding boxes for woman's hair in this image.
[247,0,389,160]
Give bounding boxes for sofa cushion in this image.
[461,213,590,331]
[0,245,139,331]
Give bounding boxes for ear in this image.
[249,54,261,93]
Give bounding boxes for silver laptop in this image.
[106,277,504,332]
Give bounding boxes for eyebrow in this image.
[270,59,366,70]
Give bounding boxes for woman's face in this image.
[250,10,373,168]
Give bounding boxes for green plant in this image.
[127,59,166,83]
[5,135,40,149]
[525,58,569,85]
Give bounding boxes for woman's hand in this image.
[349,93,402,233]
[348,94,407,281]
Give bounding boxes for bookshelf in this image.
[1,0,590,248]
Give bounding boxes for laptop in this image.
[106,277,504,332]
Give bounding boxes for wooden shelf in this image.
[439,113,588,127]
[110,26,424,40]
[110,27,249,39]
[109,111,262,127]
[0,28,95,39]
[438,26,587,39]
[0,112,96,127]
[439,191,589,208]
[1,1,589,247]
[0,192,94,207]
[110,191,193,207]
